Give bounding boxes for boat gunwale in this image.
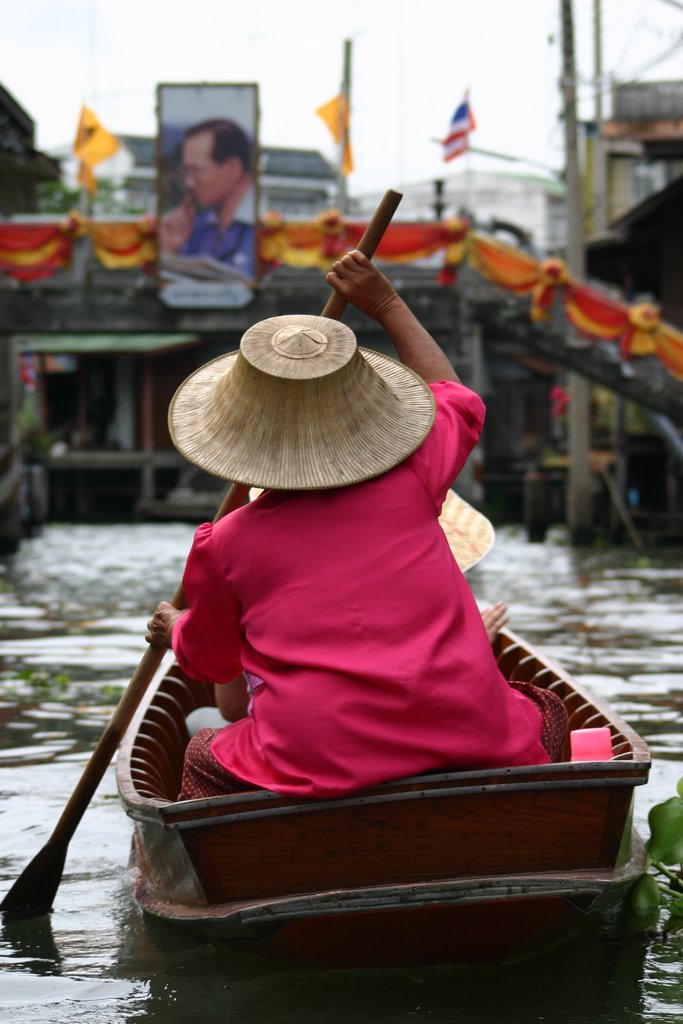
[117,628,651,824]
[121,764,650,830]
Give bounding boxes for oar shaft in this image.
[50,482,252,845]
[1,187,403,917]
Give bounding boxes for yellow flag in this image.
[315,94,354,176]
[73,105,120,193]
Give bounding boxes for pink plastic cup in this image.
[570,726,613,762]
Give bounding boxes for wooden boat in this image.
[116,628,650,968]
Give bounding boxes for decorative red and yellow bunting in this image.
[0,212,682,379]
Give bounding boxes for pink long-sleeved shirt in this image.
[173,381,548,797]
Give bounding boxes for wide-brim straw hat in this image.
[249,487,495,572]
[168,314,435,490]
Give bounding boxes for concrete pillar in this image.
[140,358,155,503]
[114,356,136,450]
[524,470,550,543]
[459,321,485,506]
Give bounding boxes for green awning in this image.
[17,334,199,355]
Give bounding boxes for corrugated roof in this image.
[260,147,336,179]
[115,134,335,181]
[18,334,199,354]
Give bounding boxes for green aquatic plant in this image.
[0,668,71,699]
[629,778,683,936]
[22,669,71,695]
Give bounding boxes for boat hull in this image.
[130,839,645,967]
[117,630,650,967]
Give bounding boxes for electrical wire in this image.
[618,32,683,81]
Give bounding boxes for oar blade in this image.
[0,840,67,919]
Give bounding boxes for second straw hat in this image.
[168,314,436,490]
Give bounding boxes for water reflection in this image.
[0,523,682,1023]
[2,914,63,975]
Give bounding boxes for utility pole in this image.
[592,0,608,234]
[433,179,445,219]
[561,0,594,543]
[593,0,624,532]
[337,38,352,214]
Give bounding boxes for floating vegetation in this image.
[0,667,71,699]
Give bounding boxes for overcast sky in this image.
[3,0,683,193]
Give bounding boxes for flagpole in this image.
[463,87,475,219]
[73,105,91,288]
[464,146,475,220]
[440,92,475,215]
[73,104,119,287]
[337,38,352,214]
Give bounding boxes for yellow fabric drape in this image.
[0,237,65,266]
[88,222,156,268]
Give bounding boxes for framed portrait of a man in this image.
[157,83,259,304]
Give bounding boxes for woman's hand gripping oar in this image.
[0,188,403,919]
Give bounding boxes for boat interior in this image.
[124,629,649,807]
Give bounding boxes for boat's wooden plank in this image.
[173,785,633,906]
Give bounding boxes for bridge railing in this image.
[1,214,682,385]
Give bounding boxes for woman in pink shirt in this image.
[147,251,566,800]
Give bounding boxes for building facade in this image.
[353,170,566,255]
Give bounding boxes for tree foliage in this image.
[37,179,148,217]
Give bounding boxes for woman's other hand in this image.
[481,602,509,644]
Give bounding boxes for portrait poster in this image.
[157,83,259,308]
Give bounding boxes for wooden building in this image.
[0,83,60,215]
[587,174,683,328]
[16,332,204,519]
[0,83,60,548]
[585,174,683,538]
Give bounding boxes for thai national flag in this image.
[442,95,476,162]
[20,353,37,393]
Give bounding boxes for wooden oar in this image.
[0,187,403,919]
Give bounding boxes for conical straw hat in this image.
[437,489,495,571]
[168,314,435,491]
[249,487,495,572]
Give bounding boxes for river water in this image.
[0,522,681,1023]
